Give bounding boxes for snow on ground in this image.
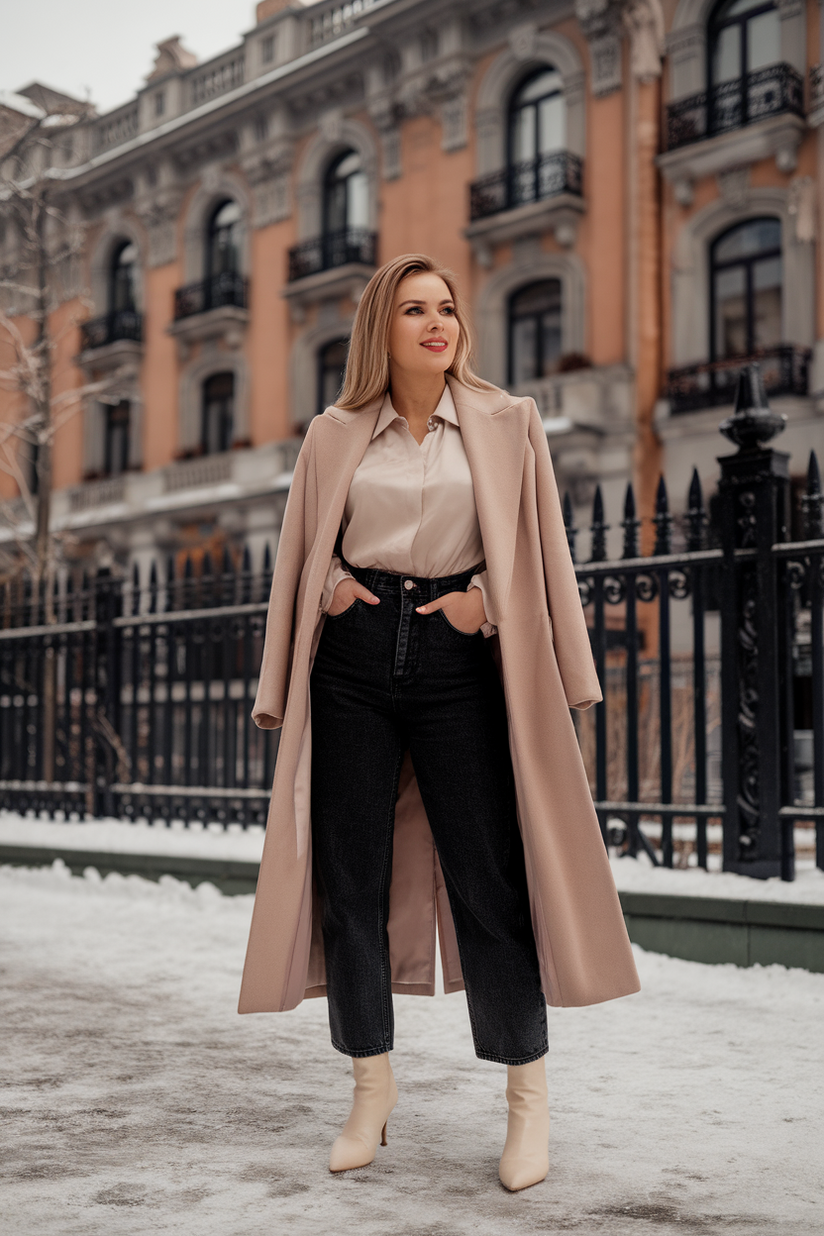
[3,809,824,905]
[1,861,822,1236]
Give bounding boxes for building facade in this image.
[1,0,823,578]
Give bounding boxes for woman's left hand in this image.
[416,586,487,634]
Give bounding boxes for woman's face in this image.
[387,272,460,379]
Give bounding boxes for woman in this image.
[239,254,639,1192]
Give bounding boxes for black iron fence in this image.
[469,151,583,221]
[287,227,377,282]
[173,271,249,320]
[0,548,277,828]
[79,310,143,351]
[666,62,804,150]
[1,367,822,879]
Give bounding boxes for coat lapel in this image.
[447,376,530,623]
[298,398,381,626]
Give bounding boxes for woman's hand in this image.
[327,576,379,616]
[415,586,486,634]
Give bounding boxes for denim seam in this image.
[376,742,404,1052]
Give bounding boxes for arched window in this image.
[323,150,369,238]
[710,217,781,360]
[201,373,235,455]
[317,339,348,417]
[206,200,242,281]
[507,69,566,207]
[109,241,137,315]
[708,0,780,132]
[508,281,563,385]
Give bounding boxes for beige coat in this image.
[238,376,640,1014]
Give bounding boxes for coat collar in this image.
[312,376,531,621]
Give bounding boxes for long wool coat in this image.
[238,375,640,1014]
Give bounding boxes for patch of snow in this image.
[0,861,822,1235]
[0,809,265,862]
[609,853,824,903]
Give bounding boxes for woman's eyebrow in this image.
[398,298,455,307]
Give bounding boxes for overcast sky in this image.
[1,1,317,116]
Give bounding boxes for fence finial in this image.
[719,362,786,450]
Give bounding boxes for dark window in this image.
[261,33,275,64]
[317,339,348,416]
[104,400,131,477]
[508,281,563,385]
[709,0,779,88]
[206,200,242,280]
[201,373,235,455]
[323,150,369,236]
[508,68,565,168]
[710,217,781,359]
[109,240,137,314]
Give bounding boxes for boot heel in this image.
[380,1121,388,1147]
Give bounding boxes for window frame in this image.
[506,279,564,386]
[706,0,780,130]
[200,372,236,456]
[709,216,782,361]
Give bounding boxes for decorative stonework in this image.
[717,166,750,208]
[575,0,624,96]
[134,190,183,268]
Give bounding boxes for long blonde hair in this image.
[335,253,497,411]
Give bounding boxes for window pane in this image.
[333,151,361,181]
[514,69,563,105]
[511,106,535,163]
[712,24,741,83]
[202,374,234,454]
[319,339,348,413]
[346,169,370,230]
[714,218,780,263]
[539,311,562,375]
[106,401,130,476]
[714,266,747,357]
[747,9,780,71]
[511,281,562,317]
[511,318,538,383]
[537,93,565,154]
[716,0,766,19]
[752,255,782,348]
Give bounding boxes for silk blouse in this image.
[320,384,495,634]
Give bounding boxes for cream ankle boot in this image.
[498,1057,550,1191]
[329,1052,398,1173]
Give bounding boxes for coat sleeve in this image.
[527,400,603,711]
[251,426,314,730]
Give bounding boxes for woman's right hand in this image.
[327,577,380,616]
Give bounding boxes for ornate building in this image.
[1,0,823,576]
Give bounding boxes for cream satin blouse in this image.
[320,385,495,634]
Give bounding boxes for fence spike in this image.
[165,555,176,612]
[241,544,252,604]
[131,561,141,616]
[263,542,272,574]
[563,492,578,563]
[686,468,706,551]
[621,482,640,559]
[590,485,608,562]
[653,474,672,556]
[803,449,823,539]
[149,560,159,615]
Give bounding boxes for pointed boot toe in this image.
[329,1054,396,1175]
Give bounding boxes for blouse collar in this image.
[372,383,459,440]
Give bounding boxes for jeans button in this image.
[404,579,415,591]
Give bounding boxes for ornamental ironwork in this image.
[666,62,804,150]
[469,151,583,221]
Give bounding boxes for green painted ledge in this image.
[2,844,823,974]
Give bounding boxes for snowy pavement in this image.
[2,862,823,1236]
[3,810,824,903]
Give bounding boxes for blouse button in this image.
[404,579,415,591]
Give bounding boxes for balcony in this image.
[469,152,583,222]
[464,153,585,264]
[168,272,249,357]
[80,310,142,351]
[666,63,803,150]
[808,64,824,127]
[287,228,377,283]
[666,346,811,414]
[173,271,248,320]
[77,310,143,374]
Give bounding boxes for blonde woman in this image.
[239,254,639,1191]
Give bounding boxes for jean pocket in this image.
[326,597,364,621]
[437,608,481,638]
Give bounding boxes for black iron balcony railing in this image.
[80,310,142,351]
[173,271,249,321]
[287,227,378,282]
[810,63,824,111]
[666,62,804,150]
[469,151,583,222]
[667,345,811,413]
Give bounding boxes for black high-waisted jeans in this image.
[309,562,548,1065]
